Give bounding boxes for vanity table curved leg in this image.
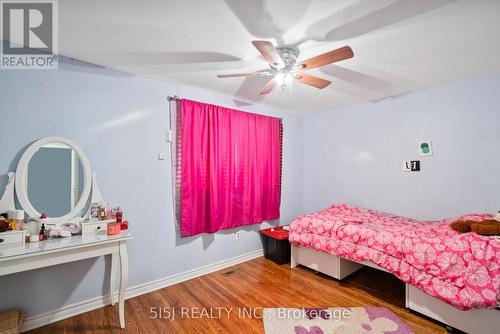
[119,241,129,329]
[110,252,117,306]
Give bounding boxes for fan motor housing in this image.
[276,46,300,70]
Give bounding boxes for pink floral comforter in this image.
[289,204,500,310]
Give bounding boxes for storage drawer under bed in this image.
[291,246,363,280]
[406,284,500,334]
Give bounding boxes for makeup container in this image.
[39,223,47,241]
[8,210,24,231]
[0,216,9,232]
[91,203,100,220]
[115,210,123,223]
[107,223,121,235]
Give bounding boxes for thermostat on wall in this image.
[403,160,420,172]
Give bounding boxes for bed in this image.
[289,204,500,334]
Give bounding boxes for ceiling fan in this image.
[217,41,353,95]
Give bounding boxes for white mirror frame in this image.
[15,136,92,226]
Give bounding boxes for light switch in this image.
[158,153,166,160]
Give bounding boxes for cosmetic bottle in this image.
[100,206,106,221]
[13,210,25,230]
[38,213,47,232]
[91,203,99,220]
[39,223,46,241]
[7,210,24,230]
[115,207,123,223]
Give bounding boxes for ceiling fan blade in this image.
[252,40,283,68]
[259,78,277,95]
[217,72,258,78]
[298,46,353,70]
[295,73,331,89]
[217,69,271,78]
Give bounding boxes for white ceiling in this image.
[58,0,500,113]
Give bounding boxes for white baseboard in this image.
[22,249,264,332]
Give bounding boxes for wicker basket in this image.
[0,310,24,334]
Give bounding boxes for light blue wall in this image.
[0,57,303,316]
[302,73,500,220]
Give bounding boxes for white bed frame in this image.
[291,246,500,334]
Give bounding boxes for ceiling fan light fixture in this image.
[217,41,352,95]
[275,72,293,89]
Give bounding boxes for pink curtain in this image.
[180,99,282,237]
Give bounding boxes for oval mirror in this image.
[15,137,92,226]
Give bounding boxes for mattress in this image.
[289,204,500,310]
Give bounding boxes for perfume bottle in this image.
[39,223,47,241]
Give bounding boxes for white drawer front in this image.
[292,246,363,280]
[82,223,108,237]
[406,284,500,334]
[0,231,25,246]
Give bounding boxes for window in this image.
[172,99,282,237]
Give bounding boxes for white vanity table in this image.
[0,136,132,330]
[0,233,132,329]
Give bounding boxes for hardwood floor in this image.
[28,257,449,333]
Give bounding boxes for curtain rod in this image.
[167,95,282,121]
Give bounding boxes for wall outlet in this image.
[158,153,166,160]
[235,232,241,240]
